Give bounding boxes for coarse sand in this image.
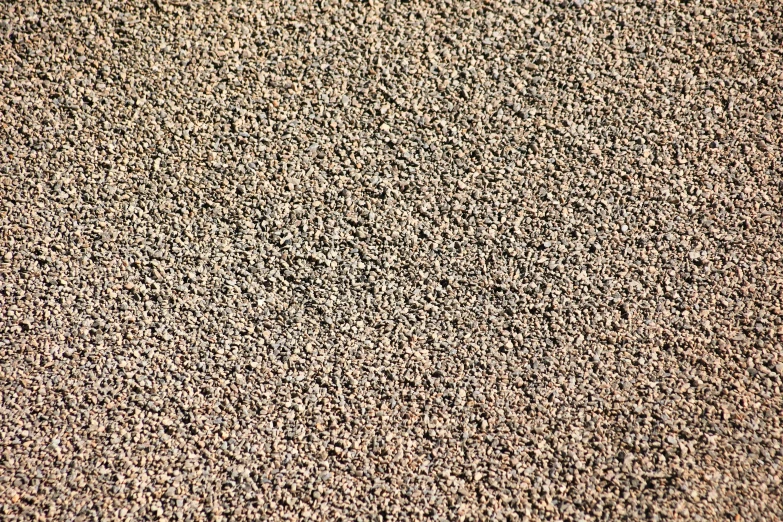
[1,0,782,520]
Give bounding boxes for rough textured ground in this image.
[1,0,782,520]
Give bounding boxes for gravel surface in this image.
[2,0,783,520]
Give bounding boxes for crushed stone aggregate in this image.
[1,0,783,520]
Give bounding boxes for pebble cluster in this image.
[2,0,782,520]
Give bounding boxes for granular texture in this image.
[1,0,782,520]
